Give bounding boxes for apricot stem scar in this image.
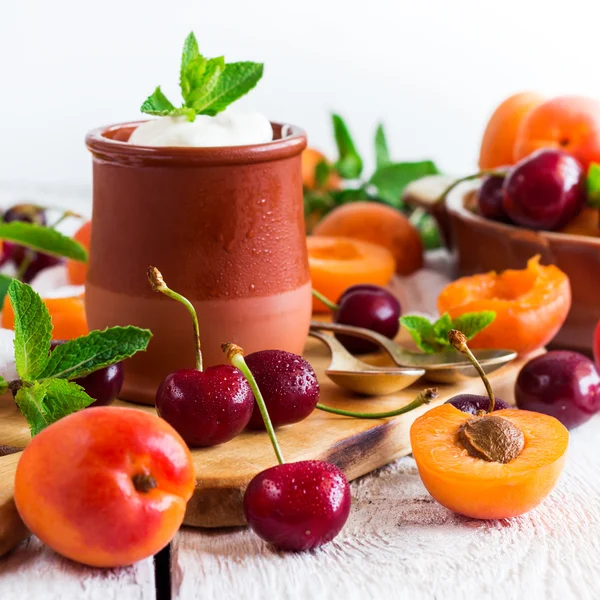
[132,472,158,493]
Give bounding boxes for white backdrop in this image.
[2,0,600,186]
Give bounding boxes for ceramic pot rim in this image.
[85,120,307,167]
[446,181,600,247]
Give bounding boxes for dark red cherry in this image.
[244,350,319,429]
[515,350,600,429]
[155,366,254,446]
[3,203,47,226]
[337,284,389,305]
[334,288,401,354]
[49,341,124,407]
[244,460,351,551]
[477,173,511,223]
[15,249,63,283]
[446,394,511,415]
[503,149,586,230]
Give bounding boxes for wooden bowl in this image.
[404,176,600,354]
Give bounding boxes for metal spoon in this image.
[310,321,517,384]
[308,330,425,395]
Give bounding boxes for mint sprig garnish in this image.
[141,32,263,122]
[6,279,152,436]
[400,311,496,354]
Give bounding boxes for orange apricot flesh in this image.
[411,404,568,520]
[437,256,571,355]
[14,407,195,568]
[307,235,396,312]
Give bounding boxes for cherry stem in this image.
[147,266,203,372]
[316,388,437,418]
[49,210,83,230]
[222,342,285,466]
[436,169,507,204]
[448,329,495,413]
[311,288,339,312]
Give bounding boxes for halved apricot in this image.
[411,404,568,519]
[437,256,571,355]
[2,294,88,340]
[313,202,424,276]
[307,236,396,312]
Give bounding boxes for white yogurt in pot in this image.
[128,111,273,147]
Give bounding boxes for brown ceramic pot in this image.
[440,182,600,354]
[85,121,310,404]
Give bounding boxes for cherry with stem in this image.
[148,267,253,447]
[222,342,351,551]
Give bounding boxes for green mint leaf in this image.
[0,222,87,262]
[192,62,263,116]
[587,163,600,208]
[432,313,453,345]
[180,32,202,98]
[332,114,363,179]
[39,326,152,381]
[411,210,442,250]
[0,376,8,396]
[186,57,226,111]
[314,160,331,188]
[141,86,177,116]
[374,123,391,169]
[451,311,496,340]
[16,380,93,437]
[8,280,51,381]
[369,161,440,207]
[399,315,444,354]
[0,274,13,311]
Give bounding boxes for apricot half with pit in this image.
[410,404,568,520]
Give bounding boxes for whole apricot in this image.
[302,148,340,190]
[14,407,195,567]
[67,220,91,285]
[479,92,545,169]
[313,202,423,276]
[514,95,600,170]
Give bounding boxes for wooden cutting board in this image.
[0,335,530,556]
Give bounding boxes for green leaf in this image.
[180,32,202,98]
[332,114,363,179]
[587,163,600,208]
[141,86,177,116]
[369,160,440,207]
[314,160,331,188]
[451,311,496,340]
[8,280,51,381]
[0,376,8,396]
[39,326,152,381]
[374,123,391,169]
[192,62,263,116]
[186,57,226,111]
[15,379,93,437]
[0,222,87,262]
[432,313,453,344]
[399,315,443,353]
[0,274,13,311]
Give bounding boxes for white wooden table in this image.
[1,184,599,600]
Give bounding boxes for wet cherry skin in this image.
[334,286,401,354]
[446,394,511,415]
[244,350,320,429]
[503,149,586,231]
[515,351,600,429]
[155,365,254,446]
[477,173,511,223]
[244,460,351,551]
[50,340,124,407]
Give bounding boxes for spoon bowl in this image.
[310,321,517,384]
[308,331,425,395]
